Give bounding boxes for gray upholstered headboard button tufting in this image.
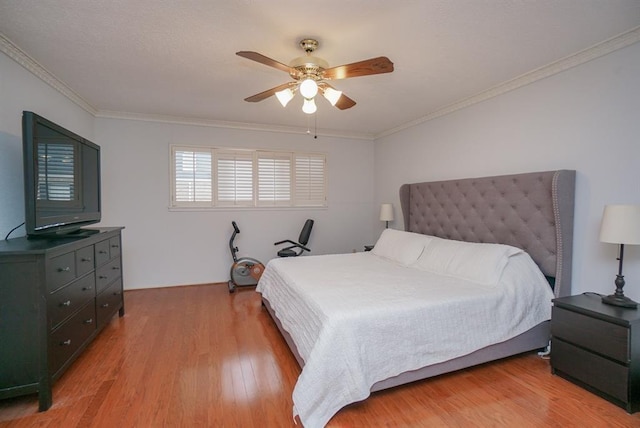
[399,170,575,298]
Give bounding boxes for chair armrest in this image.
[283,243,310,252]
[274,239,297,246]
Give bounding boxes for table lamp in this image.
[599,204,640,308]
[380,203,394,229]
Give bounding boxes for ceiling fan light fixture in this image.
[302,98,317,114]
[299,79,318,99]
[322,87,343,106]
[275,88,295,107]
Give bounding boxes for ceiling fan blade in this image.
[322,56,394,80]
[334,93,356,110]
[244,82,295,102]
[236,51,293,74]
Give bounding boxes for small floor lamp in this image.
[599,204,640,309]
[380,203,394,229]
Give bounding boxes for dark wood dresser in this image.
[0,227,124,410]
[551,293,640,413]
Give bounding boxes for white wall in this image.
[0,52,95,238]
[374,42,640,301]
[94,118,375,289]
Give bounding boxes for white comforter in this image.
[256,251,554,427]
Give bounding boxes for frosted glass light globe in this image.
[299,79,318,99]
[302,98,317,114]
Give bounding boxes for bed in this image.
[256,169,576,427]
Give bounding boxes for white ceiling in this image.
[1,1,640,139]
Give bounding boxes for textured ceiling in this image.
[1,1,640,138]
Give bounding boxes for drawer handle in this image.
[58,267,71,273]
[81,257,92,262]
[112,266,120,271]
[82,286,93,291]
[99,275,108,279]
[101,303,110,308]
[111,244,119,248]
[113,291,121,296]
[60,300,72,307]
[84,318,94,324]
[99,250,107,254]
[61,339,72,346]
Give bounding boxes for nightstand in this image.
[551,294,640,413]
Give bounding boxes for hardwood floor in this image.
[1,283,639,427]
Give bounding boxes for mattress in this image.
[256,250,554,427]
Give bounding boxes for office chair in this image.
[274,219,314,257]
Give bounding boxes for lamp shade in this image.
[302,98,317,114]
[379,203,394,222]
[322,87,342,106]
[599,205,640,245]
[275,88,294,107]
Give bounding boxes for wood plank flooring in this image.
[1,283,639,427]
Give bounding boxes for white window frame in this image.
[170,145,327,209]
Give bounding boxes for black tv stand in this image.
[27,227,101,240]
[67,228,101,237]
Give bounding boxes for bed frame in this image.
[262,169,576,392]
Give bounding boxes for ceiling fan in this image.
[236,39,394,114]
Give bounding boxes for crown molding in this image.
[94,110,374,140]
[375,25,640,140]
[0,32,97,115]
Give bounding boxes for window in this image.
[216,150,253,206]
[294,154,326,207]
[170,146,326,208]
[257,152,291,206]
[172,148,212,206]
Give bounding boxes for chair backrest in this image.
[298,219,314,245]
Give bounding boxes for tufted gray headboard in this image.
[399,170,575,297]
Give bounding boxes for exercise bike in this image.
[228,221,265,293]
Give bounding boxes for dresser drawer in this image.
[49,302,96,376]
[75,245,95,277]
[48,274,96,330]
[552,338,629,404]
[95,240,111,266]
[96,279,123,329]
[109,236,121,258]
[552,306,629,363]
[96,257,122,293]
[47,252,76,291]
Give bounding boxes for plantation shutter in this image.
[173,148,212,205]
[215,151,254,206]
[171,145,326,208]
[294,154,326,206]
[257,152,291,206]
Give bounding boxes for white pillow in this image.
[371,229,430,266]
[411,236,523,286]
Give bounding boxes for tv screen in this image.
[22,111,101,238]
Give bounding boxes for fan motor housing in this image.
[289,56,328,80]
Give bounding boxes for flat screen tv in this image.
[22,111,101,238]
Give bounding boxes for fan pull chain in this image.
[305,112,317,139]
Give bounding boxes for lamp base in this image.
[602,294,638,309]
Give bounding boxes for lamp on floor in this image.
[380,203,394,229]
[599,204,640,309]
